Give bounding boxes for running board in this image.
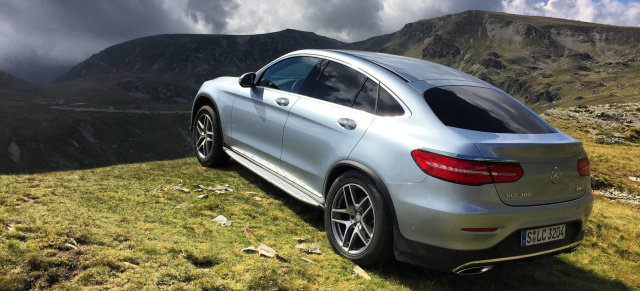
[223,147,322,207]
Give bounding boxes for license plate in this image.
[521,224,566,247]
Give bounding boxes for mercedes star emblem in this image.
[550,167,561,184]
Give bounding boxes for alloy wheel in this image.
[330,183,375,255]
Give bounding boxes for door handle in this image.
[337,118,357,130]
[275,98,289,106]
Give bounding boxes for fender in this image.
[325,160,399,229]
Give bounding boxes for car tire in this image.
[193,105,229,167]
[325,170,393,267]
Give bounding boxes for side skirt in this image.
[223,147,323,207]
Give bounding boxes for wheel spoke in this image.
[347,185,358,212]
[332,208,351,215]
[356,226,370,246]
[331,218,352,227]
[346,225,359,251]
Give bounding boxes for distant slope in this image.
[354,10,640,108]
[54,30,347,101]
[0,71,39,99]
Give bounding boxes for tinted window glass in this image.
[377,87,405,116]
[352,78,377,114]
[310,61,366,106]
[423,86,556,134]
[259,57,320,94]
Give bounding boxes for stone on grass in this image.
[301,257,316,264]
[65,243,77,250]
[198,194,209,199]
[241,246,258,254]
[295,243,321,254]
[123,261,139,268]
[353,266,371,280]
[252,197,262,200]
[292,237,305,243]
[194,189,203,192]
[308,243,321,254]
[212,215,232,226]
[629,176,640,182]
[257,244,277,258]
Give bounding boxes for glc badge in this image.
[551,167,561,184]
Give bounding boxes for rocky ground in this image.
[543,102,640,145]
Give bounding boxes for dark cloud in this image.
[0,0,237,84]
[302,0,385,41]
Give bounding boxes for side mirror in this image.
[239,72,256,87]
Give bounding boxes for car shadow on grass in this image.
[370,256,633,290]
[217,161,632,290]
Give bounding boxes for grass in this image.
[0,138,639,290]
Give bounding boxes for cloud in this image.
[502,0,640,27]
[0,0,238,84]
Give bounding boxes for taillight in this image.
[577,156,590,176]
[411,150,523,186]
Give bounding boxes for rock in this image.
[241,246,258,253]
[212,215,232,226]
[295,243,321,254]
[198,194,209,199]
[294,244,308,252]
[308,243,321,254]
[174,186,190,193]
[292,237,305,243]
[245,191,257,194]
[252,197,262,200]
[7,226,14,231]
[65,243,77,250]
[257,244,277,258]
[123,261,139,268]
[194,189,203,192]
[353,266,371,280]
[301,257,316,264]
[629,176,640,182]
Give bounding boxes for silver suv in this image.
[190,50,593,274]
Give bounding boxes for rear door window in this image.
[258,57,321,94]
[352,78,377,114]
[377,87,405,116]
[423,86,556,134]
[310,61,366,106]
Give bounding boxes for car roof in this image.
[324,50,478,83]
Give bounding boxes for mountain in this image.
[2,10,640,174]
[54,29,346,101]
[354,10,640,108]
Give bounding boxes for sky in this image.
[1,0,639,84]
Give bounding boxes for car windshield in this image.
[423,86,556,134]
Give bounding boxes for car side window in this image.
[310,61,366,106]
[352,78,377,114]
[377,87,405,116]
[258,57,321,94]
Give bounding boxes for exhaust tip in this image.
[455,265,493,275]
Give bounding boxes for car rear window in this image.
[423,86,556,134]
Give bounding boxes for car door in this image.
[280,61,375,196]
[231,56,322,172]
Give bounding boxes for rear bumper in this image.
[386,178,593,272]
[392,220,584,273]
